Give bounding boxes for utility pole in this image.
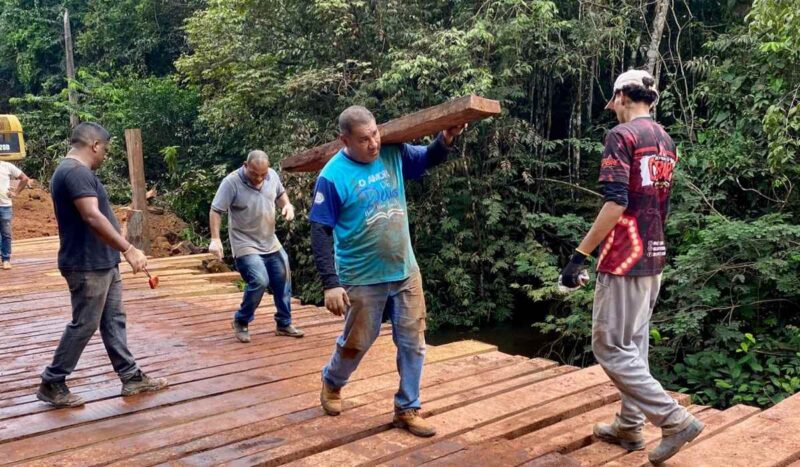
[64,9,79,128]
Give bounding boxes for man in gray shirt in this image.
[210,150,303,342]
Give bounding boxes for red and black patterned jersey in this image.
[597,116,677,276]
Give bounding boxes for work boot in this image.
[649,415,705,464]
[593,417,645,451]
[276,324,305,338]
[2,260,10,270]
[36,380,85,408]
[393,408,437,437]
[121,370,169,396]
[231,318,251,343]
[320,376,342,416]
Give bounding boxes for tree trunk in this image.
[63,9,79,128]
[646,0,670,77]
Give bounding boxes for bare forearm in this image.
[276,192,291,209]
[85,213,130,252]
[15,175,29,195]
[577,202,627,255]
[209,210,222,239]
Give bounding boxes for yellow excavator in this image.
[0,115,26,161]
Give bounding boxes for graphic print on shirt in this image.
[355,169,404,226]
[597,118,677,276]
[639,142,676,189]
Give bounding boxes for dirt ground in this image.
[10,185,189,258]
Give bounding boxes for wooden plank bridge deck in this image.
[1,237,799,466]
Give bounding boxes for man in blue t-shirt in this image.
[309,105,464,437]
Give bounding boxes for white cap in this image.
[605,69,659,109]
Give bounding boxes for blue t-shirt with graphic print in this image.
[309,139,448,286]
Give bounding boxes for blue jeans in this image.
[42,267,139,383]
[0,206,12,261]
[322,272,427,411]
[234,249,293,328]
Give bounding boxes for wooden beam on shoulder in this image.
[280,95,501,172]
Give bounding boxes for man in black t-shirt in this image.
[37,122,168,408]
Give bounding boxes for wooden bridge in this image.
[1,237,799,466]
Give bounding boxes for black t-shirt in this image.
[50,158,121,271]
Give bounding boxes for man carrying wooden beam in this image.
[209,150,303,343]
[38,122,168,408]
[559,70,703,464]
[310,105,464,437]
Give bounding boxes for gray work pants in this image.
[41,267,139,383]
[591,272,689,429]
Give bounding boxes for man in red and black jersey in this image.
[559,70,704,464]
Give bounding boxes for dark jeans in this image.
[41,267,139,383]
[234,248,293,328]
[0,206,11,261]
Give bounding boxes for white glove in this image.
[558,270,590,293]
[208,238,224,260]
[281,204,295,222]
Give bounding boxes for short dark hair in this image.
[70,122,111,147]
[338,106,375,135]
[619,76,658,106]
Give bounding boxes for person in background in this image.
[0,159,30,269]
[209,150,303,343]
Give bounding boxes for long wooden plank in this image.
[5,349,515,465]
[230,366,609,466]
[173,362,576,467]
[604,404,762,467]
[280,95,501,172]
[654,398,796,467]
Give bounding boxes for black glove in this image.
[560,251,587,288]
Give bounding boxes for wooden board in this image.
[280,95,501,172]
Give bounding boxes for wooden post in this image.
[124,129,150,253]
[63,9,79,129]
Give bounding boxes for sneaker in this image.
[320,376,342,416]
[121,370,169,396]
[593,417,645,451]
[231,318,251,343]
[276,325,305,338]
[36,380,85,408]
[2,260,10,270]
[649,415,705,464]
[393,408,437,437]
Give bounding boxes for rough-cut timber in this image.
[1,236,798,466]
[280,95,501,172]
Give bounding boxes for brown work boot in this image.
[393,408,436,437]
[121,370,169,396]
[36,380,85,408]
[593,417,645,451]
[320,376,342,416]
